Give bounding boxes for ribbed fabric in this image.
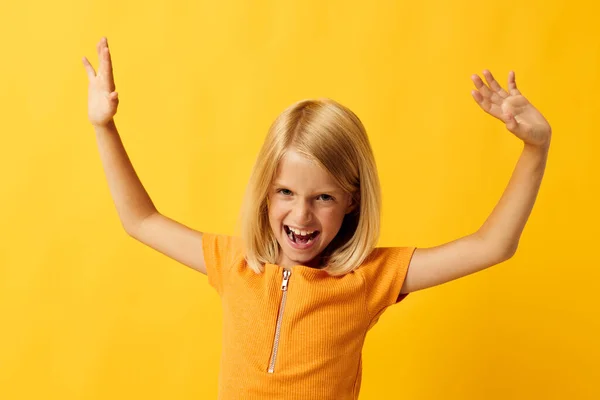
[202,233,416,400]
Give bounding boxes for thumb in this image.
[82,57,96,81]
[504,112,518,132]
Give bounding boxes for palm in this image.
[471,70,551,147]
[83,38,119,127]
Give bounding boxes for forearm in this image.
[477,141,550,257]
[94,120,157,232]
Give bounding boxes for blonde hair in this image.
[238,98,381,276]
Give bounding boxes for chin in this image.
[277,237,323,266]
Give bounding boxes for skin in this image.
[267,149,354,269]
[400,70,552,294]
[84,38,552,294]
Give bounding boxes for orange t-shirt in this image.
[202,233,416,400]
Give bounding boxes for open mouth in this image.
[284,225,320,245]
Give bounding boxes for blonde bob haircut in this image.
[239,98,382,277]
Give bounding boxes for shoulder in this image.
[356,246,416,286]
[358,246,417,318]
[202,233,245,266]
[359,246,417,273]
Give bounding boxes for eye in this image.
[317,194,334,202]
[277,188,292,196]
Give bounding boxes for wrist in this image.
[523,141,550,163]
[524,133,551,153]
[92,119,117,132]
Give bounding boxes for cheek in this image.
[317,207,345,229]
[267,201,286,225]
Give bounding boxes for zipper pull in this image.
[281,269,291,291]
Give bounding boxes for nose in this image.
[292,199,313,224]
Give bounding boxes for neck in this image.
[277,254,324,269]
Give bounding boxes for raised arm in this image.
[83,37,207,274]
[401,70,551,294]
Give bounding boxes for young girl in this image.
[83,37,551,399]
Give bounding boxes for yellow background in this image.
[1,0,598,398]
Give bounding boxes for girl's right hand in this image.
[82,37,119,128]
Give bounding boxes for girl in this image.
[83,37,551,399]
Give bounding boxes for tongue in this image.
[296,235,309,244]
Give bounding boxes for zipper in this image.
[267,269,291,373]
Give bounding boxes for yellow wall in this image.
[1,0,598,398]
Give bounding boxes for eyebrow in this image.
[272,182,341,193]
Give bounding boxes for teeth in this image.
[287,230,315,245]
[288,226,314,236]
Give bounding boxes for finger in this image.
[471,89,483,103]
[109,91,119,101]
[482,70,508,98]
[99,38,116,90]
[507,71,520,96]
[471,74,493,97]
[96,37,103,59]
[82,57,96,81]
[96,38,104,75]
[471,89,492,113]
[471,74,503,105]
[102,45,115,84]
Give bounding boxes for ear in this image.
[345,195,358,214]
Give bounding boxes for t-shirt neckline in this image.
[265,263,330,278]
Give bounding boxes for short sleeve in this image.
[359,246,417,324]
[201,233,244,296]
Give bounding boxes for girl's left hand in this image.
[471,70,551,148]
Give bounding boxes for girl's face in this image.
[267,149,354,269]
